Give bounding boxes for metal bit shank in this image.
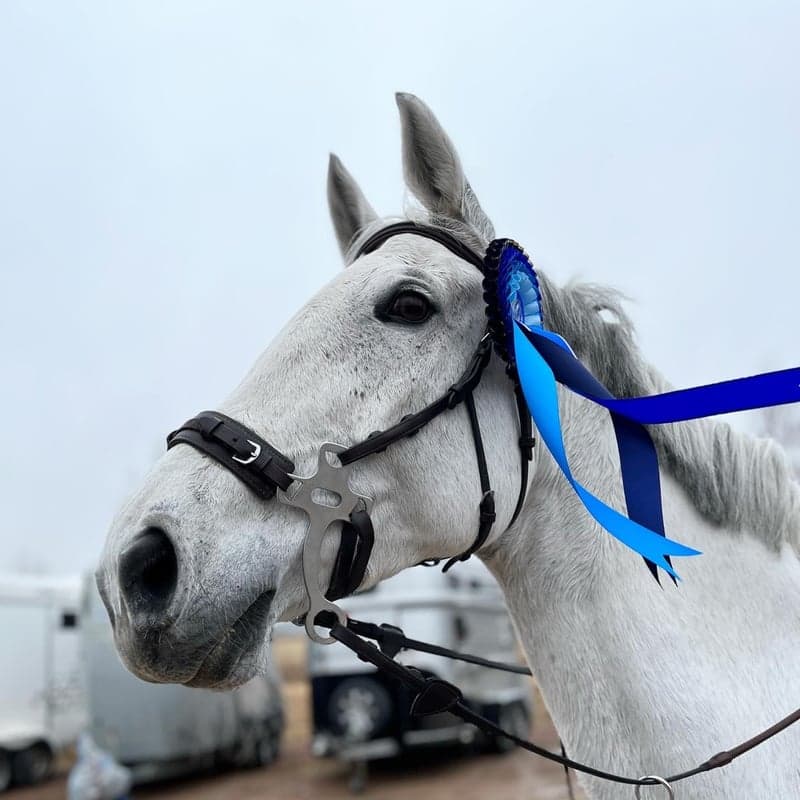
[278,443,373,644]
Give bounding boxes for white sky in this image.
[1,1,799,574]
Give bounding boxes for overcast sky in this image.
[1,1,799,575]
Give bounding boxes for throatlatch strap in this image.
[167,411,295,499]
[511,384,534,527]
[443,391,496,571]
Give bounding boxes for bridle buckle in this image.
[231,439,262,465]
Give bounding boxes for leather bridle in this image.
[166,221,800,796]
[168,221,534,634]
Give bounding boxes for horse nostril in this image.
[119,527,179,616]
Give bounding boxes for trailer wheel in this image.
[0,750,11,793]
[348,760,368,794]
[254,726,280,766]
[228,728,258,769]
[11,743,53,786]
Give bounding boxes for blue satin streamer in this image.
[519,325,675,578]
[514,318,800,577]
[519,324,800,424]
[512,323,704,578]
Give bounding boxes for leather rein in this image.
[166,221,800,797]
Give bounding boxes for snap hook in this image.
[634,775,674,799]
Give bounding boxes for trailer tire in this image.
[11,743,52,786]
[225,729,258,770]
[0,750,11,793]
[254,726,280,766]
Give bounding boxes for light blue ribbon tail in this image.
[512,323,701,578]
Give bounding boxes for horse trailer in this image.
[81,574,284,783]
[308,561,532,790]
[0,574,88,792]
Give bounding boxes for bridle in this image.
[168,221,534,641]
[166,221,800,796]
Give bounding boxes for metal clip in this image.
[634,776,675,799]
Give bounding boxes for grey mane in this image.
[351,214,800,554]
[540,275,800,554]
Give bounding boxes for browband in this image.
[357,221,486,272]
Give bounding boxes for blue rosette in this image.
[483,237,698,579]
[482,239,544,373]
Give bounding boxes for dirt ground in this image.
[6,637,585,800]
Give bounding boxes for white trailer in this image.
[81,575,284,783]
[308,560,532,791]
[0,574,88,792]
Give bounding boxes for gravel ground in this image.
[4,715,582,800]
[4,639,585,800]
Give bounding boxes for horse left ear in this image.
[396,92,494,241]
[327,153,379,263]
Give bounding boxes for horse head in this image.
[97,94,528,688]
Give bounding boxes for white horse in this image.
[97,93,800,798]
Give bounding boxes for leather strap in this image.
[443,392,496,571]
[511,385,534,526]
[357,220,486,272]
[167,411,295,499]
[326,509,375,601]
[338,336,493,466]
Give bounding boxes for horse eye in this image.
[378,289,434,325]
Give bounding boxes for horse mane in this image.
[539,274,800,555]
[350,213,800,553]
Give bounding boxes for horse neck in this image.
[481,390,800,799]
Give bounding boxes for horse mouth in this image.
[185,589,276,689]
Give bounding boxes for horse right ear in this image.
[327,154,378,262]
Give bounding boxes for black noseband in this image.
[167,411,295,499]
[167,412,374,603]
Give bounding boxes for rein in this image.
[318,612,800,795]
[167,221,800,796]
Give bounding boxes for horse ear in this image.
[396,92,494,241]
[327,153,379,261]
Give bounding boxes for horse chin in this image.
[183,589,277,689]
[112,588,278,689]
[183,640,266,690]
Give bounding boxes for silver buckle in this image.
[231,440,262,465]
[278,443,373,644]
